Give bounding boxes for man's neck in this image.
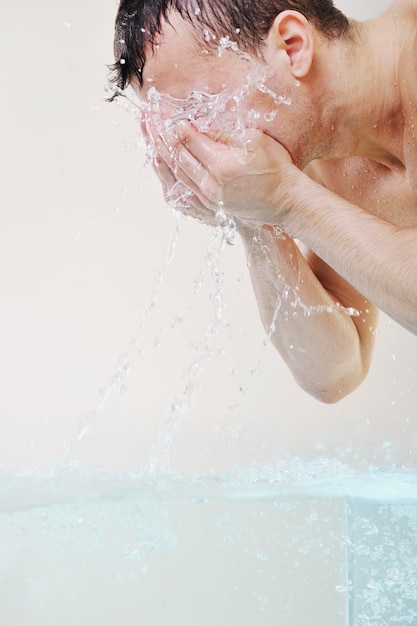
[320,0,414,168]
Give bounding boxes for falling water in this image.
[83,42,363,468]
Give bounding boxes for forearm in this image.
[280,171,417,334]
[239,225,377,402]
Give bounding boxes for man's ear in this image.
[264,10,314,79]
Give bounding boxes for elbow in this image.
[300,383,347,404]
[311,386,352,404]
[304,382,358,404]
[280,325,375,403]
[297,364,369,404]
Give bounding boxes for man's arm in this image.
[280,173,417,335]
[151,125,382,400]
[238,224,378,402]
[173,124,417,335]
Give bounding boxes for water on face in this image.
[138,48,360,306]
[137,59,360,317]
[137,47,291,244]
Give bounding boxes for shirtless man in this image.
[110,0,417,402]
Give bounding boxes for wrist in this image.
[275,166,309,234]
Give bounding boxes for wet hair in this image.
[109,0,351,94]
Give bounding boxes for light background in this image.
[0,0,415,474]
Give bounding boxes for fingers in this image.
[142,116,228,213]
[153,156,176,197]
[175,123,234,177]
[172,124,263,204]
[174,144,223,207]
[142,112,297,228]
[151,145,218,226]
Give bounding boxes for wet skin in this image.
[134,1,417,401]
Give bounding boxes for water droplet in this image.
[263,111,277,122]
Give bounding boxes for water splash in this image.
[108,47,294,248]
[0,462,416,624]
[148,226,230,472]
[73,210,181,447]
[94,51,359,459]
[139,59,292,249]
[215,202,237,246]
[142,60,290,149]
[247,226,360,338]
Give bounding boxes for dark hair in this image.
[109,0,350,94]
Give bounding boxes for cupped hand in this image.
[153,156,219,226]
[170,123,299,226]
[141,114,219,227]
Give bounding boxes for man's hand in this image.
[141,115,219,226]
[170,123,299,226]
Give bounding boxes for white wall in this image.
[336,0,391,18]
[0,0,415,475]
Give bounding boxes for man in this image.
[109,0,417,402]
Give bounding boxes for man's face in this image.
[135,11,293,146]
[139,13,252,100]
